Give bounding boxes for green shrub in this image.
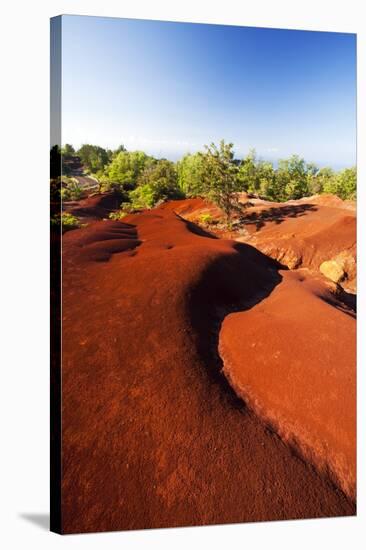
[200,140,241,222]
[177,153,205,196]
[128,184,157,209]
[77,144,110,173]
[61,212,80,231]
[199,213,214,225]
[60,179,83,201]
[126,159,183,209]
[106,150,154,188]
[60,188,69,200]
[120,202,139,213]
[108,210,127,220]
[54,142,357,208]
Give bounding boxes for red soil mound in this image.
[163,196,222,221]
[61,208,354,534]
[239,199,356,286]
[166,196,356,292]
[219,269,356,501]
[63,219,140,263]
[64,191,122,221]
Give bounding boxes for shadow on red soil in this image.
[60,209,355,533]
[240,203,318,231]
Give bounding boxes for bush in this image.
[127,159,183,209]
[106,150,154,189]
[51,212,80,232]
[77,144,110,173]
[55,142,357,209]
[200,140,241,222]
[177,153,205,196]
[335,167,356,200]
[307,167,334,195]
[274,156,310,201]
[119,202,139,213]
[128,184,157,209]
[108,210,127,221]
[237,150,277,199]
[60,179,83,201]
[61,212,80,231]
[199,213,214,225]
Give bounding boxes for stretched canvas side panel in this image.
[50,14,62,535]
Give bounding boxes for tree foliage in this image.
[323,167,356,200]
[77,144,110,173]
[236,154,356,202]
[128,159,182,209]
[62,143,75,156]
[307,166,334,195]
[274,155,310,200]
[200,140,241,221]
[53,141,356,207]
[113,144,127,156]
[106,150,154,189]
[237,149,276,197]
[177,153,205,197]
[60,178,83,201]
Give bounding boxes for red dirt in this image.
[61,204,355,534]
[63,190,122,222]
[167,195,356,292]
[219,269,356,501]
[237,197,356,288]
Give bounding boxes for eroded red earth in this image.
[169,195,356,290]
[61,195,356,533]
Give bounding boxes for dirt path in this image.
[73,174,99,193]
[61,208,354,534]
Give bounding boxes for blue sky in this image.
[61,15,356,168]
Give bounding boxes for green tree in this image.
[325,167,356,200]
[61,143,77,176]
[237,149,276,198]
[200,140,241,222]
[237,149,259,193]
[308,166,333,195]
[257,161,276,198]
[339,167,356,199]
[275,155,310,200]
[77,144,109,173]
[114,144,127,155]
[128,159,182,209]
[177,153,205,196]
[62,143,75,156]
[107,150,154,189]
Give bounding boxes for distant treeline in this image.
[53,141,356,220]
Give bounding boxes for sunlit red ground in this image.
[61,193,356,533]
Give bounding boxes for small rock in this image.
[319,260,345,283]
